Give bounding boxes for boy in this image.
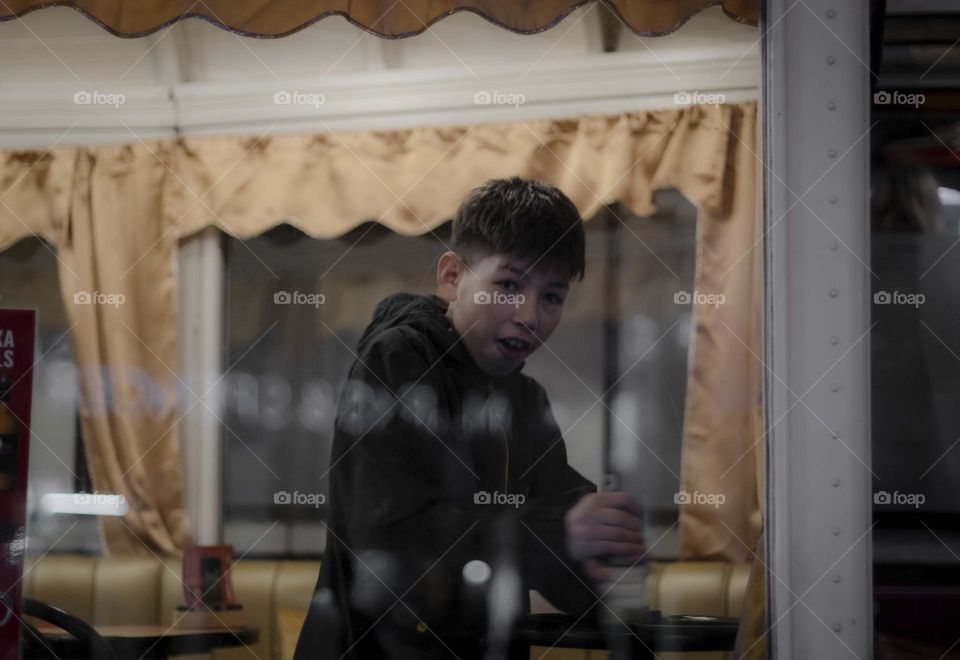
[294,177,645,659]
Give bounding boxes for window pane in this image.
[221,191,696,558]
[0,237,99,554]
[871,8,960,654]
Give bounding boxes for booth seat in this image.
[22,555,749,660]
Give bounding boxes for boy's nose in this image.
[511,297,538,334]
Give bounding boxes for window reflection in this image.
[871,12,960,650]
[0,238,98,554]
[221,191,697,558]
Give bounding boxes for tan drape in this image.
[0,104,760,566]
[0,0,758,38]
[0,145,189,556]
[679,104,763,560]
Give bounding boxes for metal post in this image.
[764,0,873,657]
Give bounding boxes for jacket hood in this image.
[357,292,526,381]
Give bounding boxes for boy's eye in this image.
[497,280,519,292]
[545,293,565,305]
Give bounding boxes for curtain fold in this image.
[678,103,763,560]
[0,0,758,38]
[0,103,760,566]
[164,108,736,241]
[58,144,190,556]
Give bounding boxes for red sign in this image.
[0,309,35,660]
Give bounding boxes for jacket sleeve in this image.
[517,380,600,616]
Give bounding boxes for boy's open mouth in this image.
[497,336,531,360]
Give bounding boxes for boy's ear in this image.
[436,251,464,303]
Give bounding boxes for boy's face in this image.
[437,251,571,377]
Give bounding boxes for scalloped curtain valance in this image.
[0,0,757,38]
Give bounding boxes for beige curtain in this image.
[678,104,763,560]
[0,0,758,38]
[0,104,760,566]
[0,145,189,556]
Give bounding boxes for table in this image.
[35,623,259,659]
[512,612,739,659]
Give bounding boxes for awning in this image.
[0,0,758,38]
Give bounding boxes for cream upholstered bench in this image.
[22,555,747,660]
[22,554,319,660]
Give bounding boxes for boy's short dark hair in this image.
[451,177,586,282]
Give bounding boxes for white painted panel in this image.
[180,14,374,83]
[380,5,601,70]
[619,6,758,55]
[0,7,167,85]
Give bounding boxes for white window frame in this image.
[177,227,224,544]
[763,0,873,657]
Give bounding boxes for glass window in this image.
[0,237,99,555]
[220,190,697,558]
[871,7,960,654]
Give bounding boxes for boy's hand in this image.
[564,492,645,562]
